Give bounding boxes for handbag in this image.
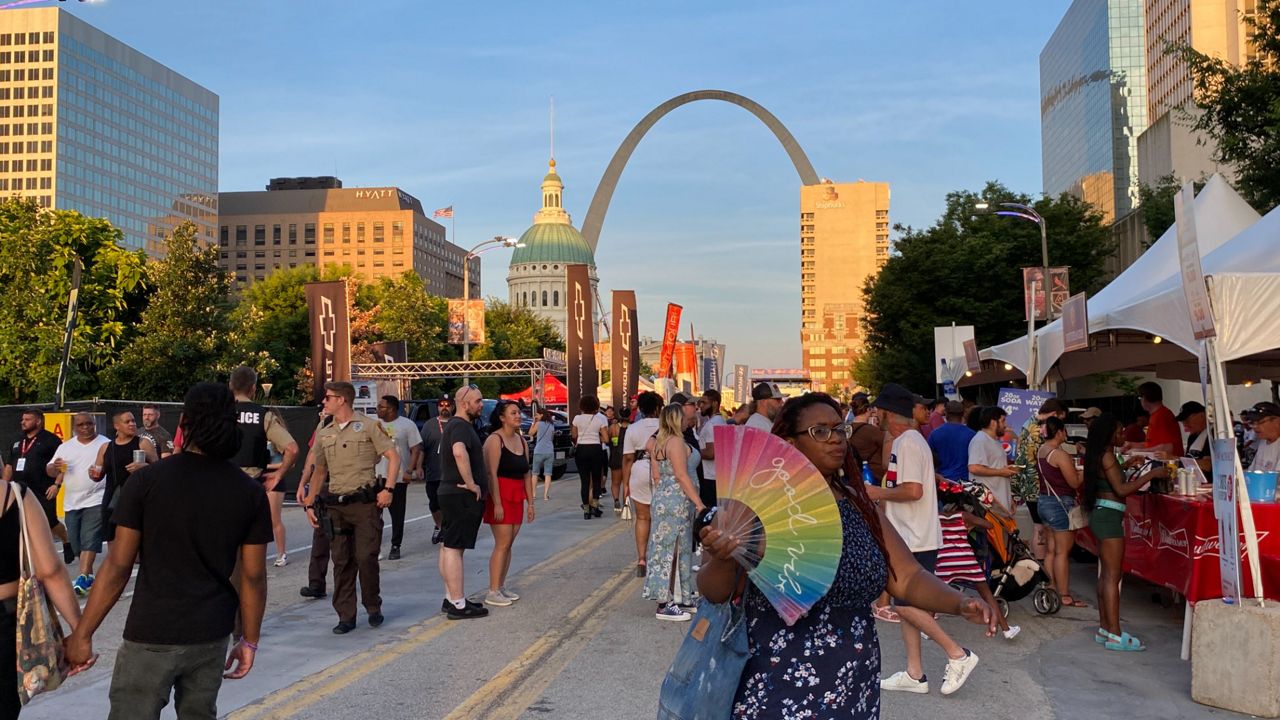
[621,497,633,521]
[11,481,66,704]
[656,574,748,720]
[1040,451,1089,531]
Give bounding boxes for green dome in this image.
[510,223,596,266]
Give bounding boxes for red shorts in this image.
[484,477,527,525]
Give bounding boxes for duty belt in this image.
[324,485,379,505]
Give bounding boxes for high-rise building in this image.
[0,8,218,255]
[1041,0,1149,222]
[799,180,890,391]
[507,158,598,340]
[217,178,478,297]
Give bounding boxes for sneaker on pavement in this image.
[1003,625,1021,640]
[655,603,691,622]
[62,543,74,565]
[273,553,288,568]
[388,546,401,561]
[613,500,622,515]
[500,587,520,601]
[484,590,513,607]
[72,574,88,598]
[431,527,443,545]
[880,671,929,694]
[446,603,489,620]
[83,574,95,593]
[940,649,979,696]
[300,586,327,599]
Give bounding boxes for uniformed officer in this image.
[304,381,398,634]
[229,366,299,567]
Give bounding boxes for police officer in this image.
[230,366,299,567]
[304,381,398,634]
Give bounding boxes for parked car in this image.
[401,398,571,479]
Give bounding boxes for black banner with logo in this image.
[611,290,639,414]
[566,264,597,415]
[305,280,351,401]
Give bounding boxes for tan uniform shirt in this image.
[313,413,394,495]
[241,412,297,480]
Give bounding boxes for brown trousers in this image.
[327,501,383,622]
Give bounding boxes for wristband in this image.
[240,639,258,651]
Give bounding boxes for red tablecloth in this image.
[1076,493,1280,603]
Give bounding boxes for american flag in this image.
[433,206,454,218]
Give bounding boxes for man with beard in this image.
[746,383,783,432]
[436,385,489,620]
[4,409,70,560]
[138,404,175,459]
[696,389,725,510]
[419,394,455,545]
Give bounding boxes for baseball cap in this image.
[670,393,695,406]
[751,383,783,402]
[439,393,453,403]
[1242,402,1280,422]
[1081,406,1103,420]
[1175,401,1205,422]
[872,383,916,419]
[944,400,965,416]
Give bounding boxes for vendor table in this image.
[1076,492,1280,603]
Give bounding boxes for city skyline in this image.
[46,0,1072,373]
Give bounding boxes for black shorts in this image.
[894,551,939,609]
[1027,500,1042,525]
[425,481,441,514]
[438,491,484,550]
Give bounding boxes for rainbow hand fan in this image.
[712,425,843,626]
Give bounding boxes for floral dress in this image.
[732,499,889,720]
[643,457,696,605]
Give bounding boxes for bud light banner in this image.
[611,290,639,415]
[566,264,598,416]
[305,280,351,401]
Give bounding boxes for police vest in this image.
[230,400,271,470]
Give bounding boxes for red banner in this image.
[657,303,683,379]
[1077,494,1280,603]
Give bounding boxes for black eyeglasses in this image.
[795,423,854,442]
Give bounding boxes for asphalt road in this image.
[27,478,1247,719]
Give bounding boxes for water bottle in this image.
[861,461,875,485]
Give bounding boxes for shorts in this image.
[894,551,938,609]
[530,453,554,477]
[628,467,652,505]
[1089,504,1126,540]
[1027,500,1042,525]
[609,443,623,470]
[438,491,484,550]
[425,481,441,514]
[1037,493,1077,532]
[65,506,103,555]
[484,477,527,525]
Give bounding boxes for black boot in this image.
[583,503,592,520]
[590,499,603,518]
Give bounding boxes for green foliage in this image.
[469,299,564,396]
[0,199,147,402]
[225,264,319,403]
[99,222,232,401]
[857,182,1114,394]
[1177,1,1280,212]
[1137,174,1207,246]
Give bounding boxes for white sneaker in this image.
[940,649,979,695]
[500,587,520,601]
[880,671,929,694]
[655,603,691,622]
[484,590,513,607]
[273,553,288,568]
[1002,625,1021,640]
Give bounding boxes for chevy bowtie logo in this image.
[319,296,336,352]
[620,307,632,350]
[574,283,586,339]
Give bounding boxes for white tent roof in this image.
[981,175,1261,382]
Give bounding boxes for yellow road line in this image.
[442,565,637,720]
[230,520,630,720]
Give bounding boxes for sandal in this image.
[1061,595,1090,609]
[1100,629,1146,651]
[872,604,900,623]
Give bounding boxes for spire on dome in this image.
[534,156,571,226]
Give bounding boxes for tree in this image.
[0,199,148,402]
[857,182,1114,393]
[1138,174,1208,245]
[469,300,564,396]
[226,264,320,403]
[1178,1,1280,211]
[100,222,233,401]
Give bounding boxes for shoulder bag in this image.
[656,569,748,720]
[11,481,67,704]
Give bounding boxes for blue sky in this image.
[55,0,1073,372]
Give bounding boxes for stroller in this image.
[980,498,1061,617]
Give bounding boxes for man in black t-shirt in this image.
[436,385,489,620]
[419,393,454,544]
[66,383,272,719]
[3,409,65,536]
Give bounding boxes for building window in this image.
[553,290,559,307]
[356,223,365,242]
[272,225,281,243]
[392,221,403,243]
[542,291,548,306]
[373,222,384,242]
[530,292,536,307]
[219,227,229,246]
[254,225,265,245]
[304,223,316,243]
[235,226,247,245]
[288,224,297,243]
[522,292,527,306]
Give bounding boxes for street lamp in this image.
[462,236,524,381]
[977,200,1050,389]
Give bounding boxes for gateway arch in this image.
[581,90,821,253]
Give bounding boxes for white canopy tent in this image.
[973,175,1262,385]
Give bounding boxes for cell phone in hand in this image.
[693,506,718,537]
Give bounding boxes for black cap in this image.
[872,383,916,419]
[944,400,965,416]
[439,393,452,403]
[751,382,783,402]
[1242,402,1280,422]
[670,393,694,406]
[1175,401,1206,422]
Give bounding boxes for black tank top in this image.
[0,484,22,584]
[496,438,530,479]
[106,436,142,495]
[229,400,270,470]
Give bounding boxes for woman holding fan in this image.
[697,393,993,719]
[643,403,707,622]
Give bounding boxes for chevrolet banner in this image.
[657,303,683,378]
[305,280,351,401]
[566,264,598,415]
[611,290,639,414]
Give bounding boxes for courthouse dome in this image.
[509,158,596,268]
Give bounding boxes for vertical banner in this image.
[1061,292,1090,352]
[709,344,724,391]
[566,264,597,416]
[702,357,717,393]
[1211,439,1242,603]
[1174,182,1217,340]
[611,291,639,414]
[658,303,683,379]
[1022,267,1071,321]
[305,280,352,400]
[962,339,981,373]
[447,299,486,344]
[674,343,697,392]
[732,364,749,409]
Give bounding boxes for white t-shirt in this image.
[376,416,422,482]
[968,431,1012,510]
[51,435,110,511]
[624,417,660,483]
[1251,438,1280,472]
[745,413,774,433]
[699,415,727,480]
[884,429,941,552]
[573,412,607,446]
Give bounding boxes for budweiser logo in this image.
[1158,524,1189,558]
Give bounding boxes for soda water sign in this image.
[996,388,1056,439]
[1211,439,1241,604]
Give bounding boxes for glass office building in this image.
[0,8,217,255]
[1041,0,1148,222]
